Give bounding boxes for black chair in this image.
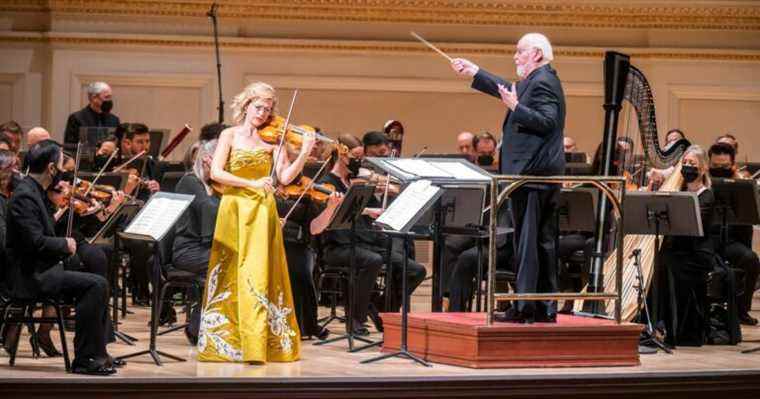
[1,296,72,371]
[706,257,742,345]
[314,241,347,329]
[154,227,201,337]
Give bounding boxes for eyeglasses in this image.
[252,104,272,114]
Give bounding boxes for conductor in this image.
[451,33,566,323]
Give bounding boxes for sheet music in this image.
[387,159,454,178]
[376,179,441,231]
[429,161,490,181]
[124,195,193,240]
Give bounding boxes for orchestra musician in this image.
[451,32,566,323]
[64,82,120,153]
[456,131,476,162]
[197,81,315,363]
[654,145,718,346]
[319,134,426,333]
[473,131,499,169]
[276,142,342,341]
[5,140,117,375]
[708,142,760,325]
[172,139,221,345]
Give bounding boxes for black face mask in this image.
[709,167,734,179]
[101,100,113,114]
[477,154,494,166]
[681,165,700,183]
[347,157,361,176]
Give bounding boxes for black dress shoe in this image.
[535,313,557,323]
[71,358,117,376]
[107,356,127,368]
[315,327,330,341]
[493,308,534,324]
[739,313,759,326]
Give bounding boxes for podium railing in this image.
[487,175,626,325]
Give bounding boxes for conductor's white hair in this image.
[520,33,554,63]
[86,82,110,98]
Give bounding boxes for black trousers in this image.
[448,242,513,312]
[324,245,383,325]
[441,235,476,297]
[284,242,320,336]
[64,243,114,342]
[510,185,559,317]
[372,244,427,313]
[172,246,209,341]
[721,241,760,316]
[57,270,110,363]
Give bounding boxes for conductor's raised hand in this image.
[451,58,479,77]
[497,82,519,111]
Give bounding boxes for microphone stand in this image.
[207,3,224,123]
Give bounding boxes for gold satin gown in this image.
[197,147,301,363]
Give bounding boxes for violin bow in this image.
[270,89,299,183]
[280,159,330,225]
[83,148,119,197]
[65,142,83,238]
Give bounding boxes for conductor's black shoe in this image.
[535,313,557,323]
[71,358,117,376]
[493,308,534,324]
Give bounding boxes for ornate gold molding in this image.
[2,33,760,62]
[1,0,759,31]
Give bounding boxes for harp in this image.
[581,51,690,320]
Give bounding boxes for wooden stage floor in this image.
[3,291,760,398]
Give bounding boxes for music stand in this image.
[624,191,703,352]
[115,192,194,366]
[558,187,598,233]
[362,180,443,366]
[314,184,379,352]
[565,152,587,163]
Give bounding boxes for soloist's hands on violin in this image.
[249,176,274,194]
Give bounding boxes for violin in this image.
[277,176,336,204]
[257,115,334,147]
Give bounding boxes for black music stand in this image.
[314,184,379,352]
[115,192,193,366]
[362,180,442,366]
[624,191,703,351]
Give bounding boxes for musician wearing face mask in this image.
[655,145,718,347]
[708,142,760,325]
[6,140,116,375]
[64,82,120,152]
[319,135,426,335]
[473,132,498,170]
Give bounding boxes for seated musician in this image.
[647,128,687,185]
[276,142,342,340]
[117,123,161,306]
[708,142,759,325]
[172,139,220,345]
[655,145,718,346]
[473,131,498,170]
[456,131,476,162]
[6,140,117,375]
[92,134,118,171]
[318,134,426,335]
[447,207,514,312]
[715,133,751,178]
[362,131,392,157]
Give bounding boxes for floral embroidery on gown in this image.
[197,148,300,362]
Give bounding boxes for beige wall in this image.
[1,1,759,162]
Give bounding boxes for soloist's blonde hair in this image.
[230,82,277,125]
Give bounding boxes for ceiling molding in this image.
[2,32,760,62]
[1,1,759,31]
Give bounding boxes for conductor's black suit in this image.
[471,64,566,320]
